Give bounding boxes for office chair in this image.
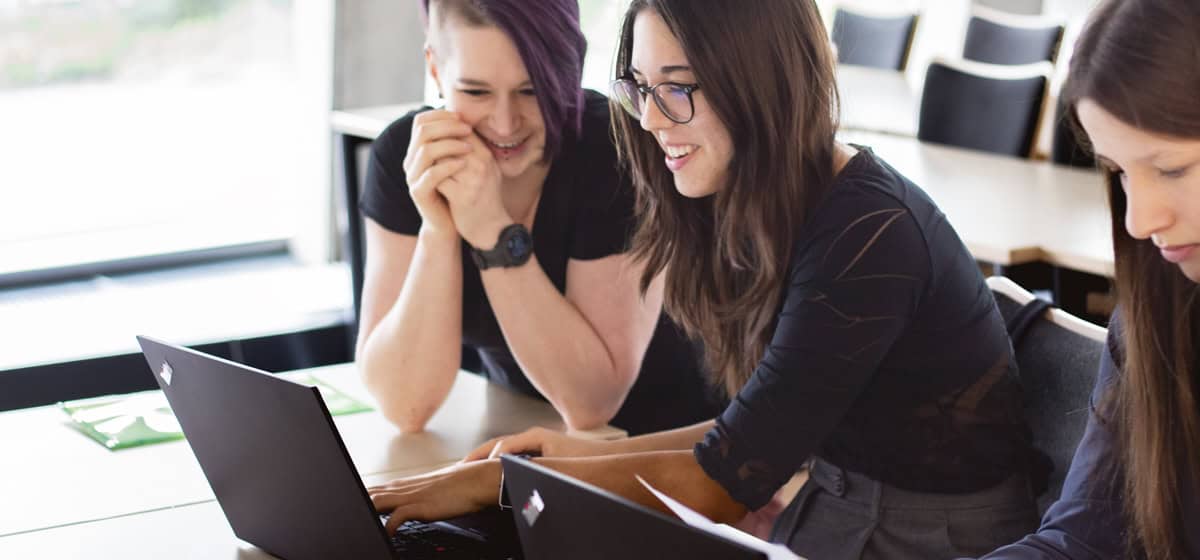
[917,57,1052,157]
[830,7,920,71]
[988,275,1105,515]
[963,6,1065,66]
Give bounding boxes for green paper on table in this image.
[59,374,373,450]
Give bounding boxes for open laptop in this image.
[500,454,767,560]
[136,336,521,560]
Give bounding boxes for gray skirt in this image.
[769,458,1040,560]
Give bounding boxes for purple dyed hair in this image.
[419,0,587,162]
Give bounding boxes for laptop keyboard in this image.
[388,519,513,560]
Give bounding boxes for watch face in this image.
[505,228,532,259]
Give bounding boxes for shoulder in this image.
[561,90,630,203]
[804,150,931,250]
[372,106,436,157]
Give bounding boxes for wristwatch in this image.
[470,224,533,270]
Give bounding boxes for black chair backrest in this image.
[963,12,1064,65]
[831,8,919,71]
[917,59,1048,157]
[989,276,1104,515]
[1050,97,1097,168]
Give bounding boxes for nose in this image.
[1123,173,1174,241]
[489,97,519,137]
[639,94,674,132]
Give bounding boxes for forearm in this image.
[480,257,630,429]
[596,420,716,455]
[538,451,747,524]
[360,231,463,431]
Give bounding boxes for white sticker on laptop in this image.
[159,361,174,386]
[521,489,545,527]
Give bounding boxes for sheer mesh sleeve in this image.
[695,186,931,510]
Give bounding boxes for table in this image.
[0,362,617,556]
[841,130,1113,277]
[836,64,919,137]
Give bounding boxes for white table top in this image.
[836,64,918,137]
[842,130,1113,276]
[0,362,590,538]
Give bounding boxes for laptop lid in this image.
[137,336,396,560]
[500,455,767,560]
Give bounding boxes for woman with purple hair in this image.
[355,0,720,437]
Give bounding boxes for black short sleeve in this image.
[359,107,433,236]
[564,92,636,260]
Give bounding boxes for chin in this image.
[672,175,718,199]
[1180,263,1200,284]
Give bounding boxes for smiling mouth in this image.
[664,144,697,160]
[485,137,525,150]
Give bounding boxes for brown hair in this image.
[1061,1,1200,557]
[611,0,839,397]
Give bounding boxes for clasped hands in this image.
[402,110,512,249]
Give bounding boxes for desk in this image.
[841,130,1113,278]
[0,362,596,550]
[836,65,918,137]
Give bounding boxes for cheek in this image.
[446,96,486,127]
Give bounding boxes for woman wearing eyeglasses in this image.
[355,0,721,436]
[977,1,1200,558]
[368,1,1042,557]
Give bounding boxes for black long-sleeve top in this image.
[695,146,1037,509]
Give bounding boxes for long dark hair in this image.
[1061,1,1200,557]
[611,0,839,397]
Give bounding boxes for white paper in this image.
[636,475,805,560]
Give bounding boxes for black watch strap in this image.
[471,224,533,270]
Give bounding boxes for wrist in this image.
[417,225,459,247]
[463,216,512,250]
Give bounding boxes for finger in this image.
[385,503,431,534]
[413,158,467,196]
[463,437,502,463]
[408,139,472,179]
[412,118,473,148]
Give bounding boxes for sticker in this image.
[159,361,174,386]
[521,489,545,527]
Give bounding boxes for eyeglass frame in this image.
[610,78,702,125]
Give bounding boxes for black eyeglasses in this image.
[610,78,701,124]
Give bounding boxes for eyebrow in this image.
[629,64,693,77]
[457,78,533,88]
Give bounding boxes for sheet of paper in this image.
[636,475,805,560]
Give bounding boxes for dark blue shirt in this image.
[694,147,1036,508]
[978,313,1200,559]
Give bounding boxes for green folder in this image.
[60,374,373,451]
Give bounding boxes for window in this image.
[0,0,326,283]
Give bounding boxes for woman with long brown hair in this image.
[981,1,1200,558]
[367,1,1045,557]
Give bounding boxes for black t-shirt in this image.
[695,147,1036,507]
[359,90,723,435]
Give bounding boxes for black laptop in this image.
[499,454,768,560]
[136,336,521,560]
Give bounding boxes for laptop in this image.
[136,336,521,560]
[500,454,767,560]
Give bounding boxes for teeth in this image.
[664,144,696,159]
[489,139,521,149]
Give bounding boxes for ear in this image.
[425,43,444,98]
